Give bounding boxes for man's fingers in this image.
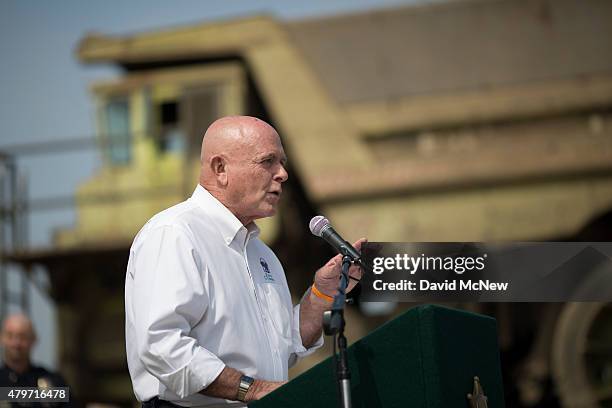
[349,265,364,281]
[352,237,367,251]
[325,238,367,265]
[326,254,341,267]
[317,237,367,283]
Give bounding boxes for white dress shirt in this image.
[125,185,323,407]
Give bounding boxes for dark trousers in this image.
[142,397,184,408]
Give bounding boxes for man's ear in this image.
[210,155,228,186]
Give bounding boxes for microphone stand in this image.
[323,249,353,408]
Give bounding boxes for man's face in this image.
[226,126,288,224]
[1,318,35,363]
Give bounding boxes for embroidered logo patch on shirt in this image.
[260,258,275,282]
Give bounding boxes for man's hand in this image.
[299,238,367,348]
[313,238,367,298]
[244,380,287,402]
[201,367,285,402]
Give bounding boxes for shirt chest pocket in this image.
[261,283,292,340]
[250,256,293,339]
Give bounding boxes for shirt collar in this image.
[191,184,260,246]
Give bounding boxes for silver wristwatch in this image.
[237,375,254,402]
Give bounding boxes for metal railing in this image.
[0,154,29,320]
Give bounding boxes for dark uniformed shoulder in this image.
[0,364,13,385]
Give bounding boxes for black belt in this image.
[142,397,184,408]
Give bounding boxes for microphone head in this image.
[309,215,329,237]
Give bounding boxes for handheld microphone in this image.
[309,215,365,268]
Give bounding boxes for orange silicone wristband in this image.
[311,283,334,302]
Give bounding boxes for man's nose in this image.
[276,164,289,183]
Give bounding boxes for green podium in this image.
[250,305,504,408]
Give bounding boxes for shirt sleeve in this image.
[290,303,324,364]
[129,225,225,398]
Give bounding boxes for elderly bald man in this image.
[1,314,69,391]
[125,116,363,408]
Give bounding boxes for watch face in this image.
[238,375,255,402]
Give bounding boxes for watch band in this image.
[237,375,254,402]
